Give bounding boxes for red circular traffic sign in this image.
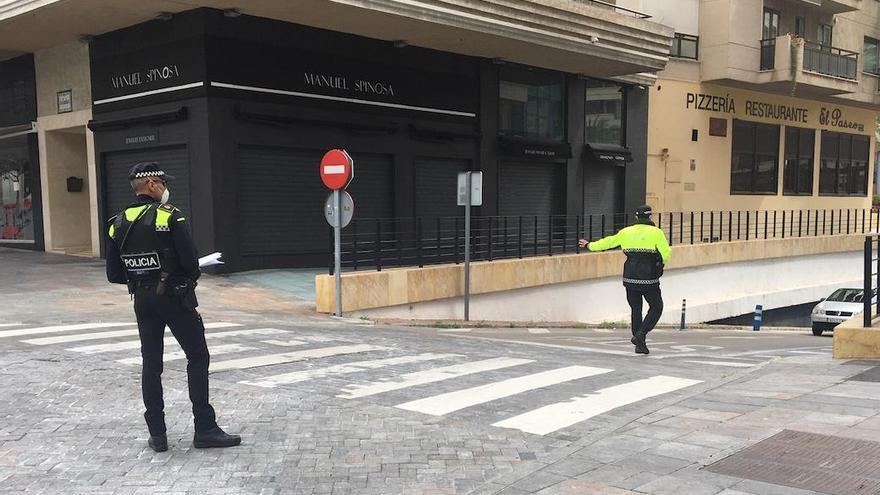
[320,149,354,190]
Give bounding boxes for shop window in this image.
[819,131,869,196]
[670,33,699,60]
[783,127,815,195]
[585,80,624,146]
[0,135,35,242]
[731,120,779,194]
[865,37,880,75]
[499,70,564,141]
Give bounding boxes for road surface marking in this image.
[23,322,240,345]
[684,360,755,368]
[211,344,389,371]
[0,323,134,338]
[68,328,289,354]
[117,344,255,365]
[337,357,534,399]
[241,353,461,388]
[527,328,550,334]
[492,375,703,435]
[396,365,612,416]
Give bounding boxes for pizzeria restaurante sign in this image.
[684,91,866,132]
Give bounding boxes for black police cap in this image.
[128,162,175,181]
[635,204,653,217]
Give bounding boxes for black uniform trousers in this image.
[626,285,663,338]
[132,285,217,436]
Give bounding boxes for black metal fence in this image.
[332,208,880,274]
[864,234,880,327]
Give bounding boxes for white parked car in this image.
[811,288,871,336]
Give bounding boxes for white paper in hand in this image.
[198,252,224,268]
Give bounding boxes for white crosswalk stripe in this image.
[684,360,755,368]
[241,353,462,388]
[337,357,534,399]
[0,323,133,338]
[492,375,703,435]
[396,365,613,416]
[0,323,23,328]
[210,344,390,372]
[527,328,550,334]
[69,328,290,354]
[117,344,255,365]
[22,322,241,345]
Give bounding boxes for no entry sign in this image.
[320,149,354,190]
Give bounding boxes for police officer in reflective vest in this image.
[579,205,671,354]
[106,162,240,452]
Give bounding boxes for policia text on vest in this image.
[105,162,241,453]
[578,205,671,355]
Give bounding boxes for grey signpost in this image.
[457,171,483,321]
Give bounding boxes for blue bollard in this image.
[680,299,686,331]
[753,304,763,331]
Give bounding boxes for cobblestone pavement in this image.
[2,248,879,495]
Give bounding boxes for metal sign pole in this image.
[464,172,471,321]
[334,189,342,317]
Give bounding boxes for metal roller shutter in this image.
[415,158,469,219]
[237,147,394,259]
[103,145,191,219]
[345,153,394,220]
[499,161,565,217]
[237,146,325,256]
[583,161,624,237]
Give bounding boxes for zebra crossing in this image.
[2,320,704,437]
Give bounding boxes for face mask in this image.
[160,188,170,204]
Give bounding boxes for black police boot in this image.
[193,426,241,449]
[631,332,650,354]
[148,434,168,452]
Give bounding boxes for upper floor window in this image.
[762,8,779,40]
[795,17,806,38]
[670,33,699,60]
[865,37,880,75]
[585,80,624,146]
[499,69,565,141]
[818,24,833,47]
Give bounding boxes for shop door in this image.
[103,145,190,220]
[583,161,624,238]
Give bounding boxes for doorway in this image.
[43,126,93,256]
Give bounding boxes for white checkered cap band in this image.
[133,171,166,178]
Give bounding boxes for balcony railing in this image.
[760,38,776,70]
[803,41,859,80]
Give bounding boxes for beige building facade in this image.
[626,0,880,214]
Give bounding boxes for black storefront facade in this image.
[0,55,43,251]
[89,8,647,272]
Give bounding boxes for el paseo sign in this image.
[685,91,866,133]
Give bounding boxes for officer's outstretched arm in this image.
[587,231,622,252]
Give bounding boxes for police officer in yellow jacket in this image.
[578,205,671,354]
[106,162,240,452]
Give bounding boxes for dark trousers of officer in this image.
[133,285,217,436]
[626,286,663,338]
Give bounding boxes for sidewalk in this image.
[2,247,880,495]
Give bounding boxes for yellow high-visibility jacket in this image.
[588,221,671,288]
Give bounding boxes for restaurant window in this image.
[731,119,779,194]
[585,80,624,146]
[865,37,880,75]
[499,70,565,141]
[783,127,815,195]
[819,131,869,196]
[0,134,35,243]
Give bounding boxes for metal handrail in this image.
[333,208,880,274]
